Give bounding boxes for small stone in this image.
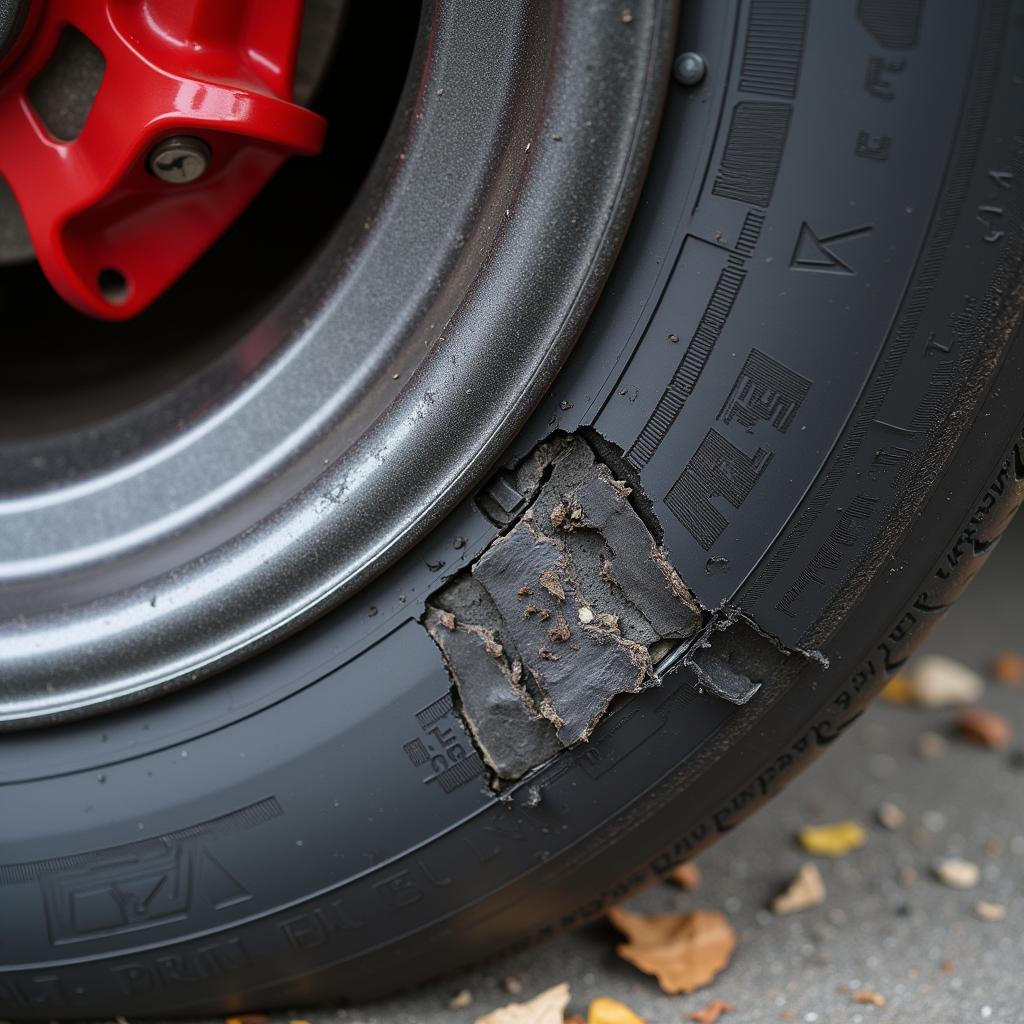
[974,900,1008,921]
[934,857,980,890]
[772,862,826,915]
[916,731,947,760]
[620,8,634,23]
[877,801,906,831]
[578,606,595,625]
[899,865,917,887]
[503,975,525,995]
[957,707,1014,750]
[905,654,984,707]
[991,650,1024,686]
[449,989,473,1009]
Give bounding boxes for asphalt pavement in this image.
[183,517,1024,1023]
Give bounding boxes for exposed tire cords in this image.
[3,0,1024,1016]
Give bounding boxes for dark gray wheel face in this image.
[0,1,676,726]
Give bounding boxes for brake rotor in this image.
[0,0,333,318]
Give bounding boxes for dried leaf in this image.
[669,861,702,891]
[933,857,980,889]
[991,651,1024,686]
[852,990,887,1008]
[771,862,826,914]
[957,707,1014,750]
[689,1000,736,1024]
[606,906,736,995]
[905,655,984,707]
[588,996,646,1024]
[798,820,867,857]
[474,983,571,1024]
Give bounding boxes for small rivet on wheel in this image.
[147,136,212,184]
[673,51,707,86]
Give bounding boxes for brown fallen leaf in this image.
[991,650,1024,686]
[852,990,887,1008]
[689,999,736,1023]
[771,862,826,915]
[797,820,867,857]
[957,707,1014,750]
[606,906,736,995]
[669,861,702,891]
[587,996,646,1023]
[474,983,571,1024]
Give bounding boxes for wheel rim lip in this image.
[0,0,676,726]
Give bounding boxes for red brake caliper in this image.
[0,1,326,320]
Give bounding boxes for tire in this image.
[3,0,1024,1015]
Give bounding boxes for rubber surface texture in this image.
[3,0,1024,1015]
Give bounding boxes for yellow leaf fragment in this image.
[474,982,571,1024]
[798,820,867,857]
[588,995,646,1024]
[606,906,736,995]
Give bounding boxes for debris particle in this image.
[669,861,702,891]
[957,707,1014,750]
[668,333,680,343]
[772,862,826,915]
[454,535,467,549]
[547,615,571,642]
[606,906,737,995]
[899,865,917,887]
[990,650,1024,685]
[518,586,533,598]
[916,731,948,760]
[551,133,562,141]
[449,989,474,1009]
[578,606,595,625]
[503,975,525,995]
[225,1016,269,1024]
[437,610,457,631]
[904,654,985,707]
[560,400,574,411]
[851,990,887,1008]
[436,86,445,96]
[876,801,907,831]
[538,568,566,602]
[620,7,634,23]
[933,857,980,889]
[797,820,867,858]
[974,900,1008,921]
[473,982,571,1024]
[688,1000,735,1024]
[587,996,645,1024]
